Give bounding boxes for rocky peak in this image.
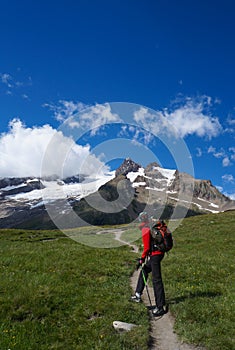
[144,162,161,173]
[193,179,229,203]
[115,158,141,177]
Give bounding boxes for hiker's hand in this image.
[136,258,145,270]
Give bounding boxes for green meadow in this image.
[163,211,235,350]
[0,211,234,349]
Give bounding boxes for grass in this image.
[0,229,149,350]
[0,210,234,349]
[162,211,235,350]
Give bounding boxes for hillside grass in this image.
[163,211,235,350]
[0,229,149,350]
[0,210,234,349]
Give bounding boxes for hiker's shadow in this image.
[167,291,221,305]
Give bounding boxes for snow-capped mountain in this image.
[0,172,115,228]
[0,173,115,203]
[0,158,234,228]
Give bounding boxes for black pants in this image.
[135,254,165,308]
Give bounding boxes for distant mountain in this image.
[115,157,141,176]
[74,160,234,226]
[0,158,234,228]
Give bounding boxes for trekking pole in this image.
[140,264,153,309]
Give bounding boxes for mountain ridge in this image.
[0,157,234,228]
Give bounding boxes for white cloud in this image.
[22,94,30,100]
[118,124,154,146]
[216,181,235,200]
[44,101,121,135]
[133,97,222,139]
[46,98,223,142]
[216,185,223,192]
[133,107,166,136]
[73,103,121,136]
[43,100,85,122]
[207,146,234,167]
[0,73,13,87]
[208,146,216,153]
[224,116,235,134]
[0,119,108,178]
[214,150,225,158]
[222,174,234,183]
[227,117,235,125]
[196,147,202,157]
[229,147,235,160]
[0,72,32,99]
[222,157,231,167]
[166,101,222,138]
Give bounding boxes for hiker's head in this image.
[138,212,149,223]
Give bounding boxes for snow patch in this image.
[146,187,165,192]
[126,167,145,182]
[209,203,219,208]
[6,172,116,203]
[1,183,26,191]
[168,196,220,213]
[132,182,146,188]
[155,167,176,185]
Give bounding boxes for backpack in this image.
[150,220,173,253]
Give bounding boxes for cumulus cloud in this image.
[46,97,222,141]
[166,103,221,138]
[70,102,121,136]
[44,101,121,135]
[134,97,222,139]
[0,119,108,178]
[133,107,164,136]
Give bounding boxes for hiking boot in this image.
[131,293,141,303]
[152,307,165,316]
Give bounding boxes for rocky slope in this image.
[75,159,234,226]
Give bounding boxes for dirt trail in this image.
[131,270,204,350]
[109,229,205,350]
[114,230,139,253]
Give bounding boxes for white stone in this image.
[113,320,137,332]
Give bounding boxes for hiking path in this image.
[110,228,205,350]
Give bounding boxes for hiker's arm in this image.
[141,228,150,260]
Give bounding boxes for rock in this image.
[113,320,137,332]
[0,178,44,197]
[62,174,85,184]
[115,158,141,177]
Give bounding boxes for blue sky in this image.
[0,0,234,199]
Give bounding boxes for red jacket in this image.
[139,222,164,259]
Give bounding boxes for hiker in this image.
[131,212,166,316]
